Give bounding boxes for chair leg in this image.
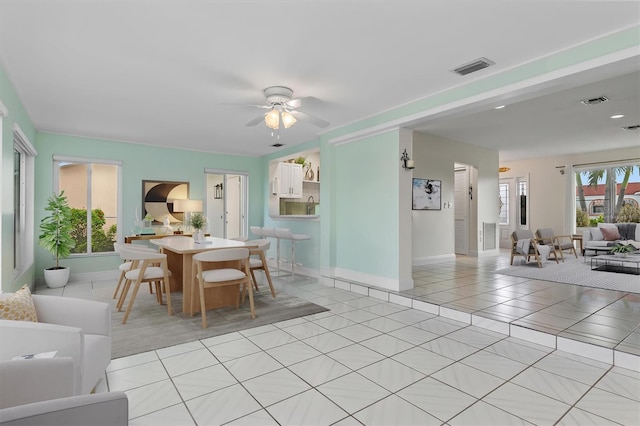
[199,278,207,329]
[113,271,126,299]
[246,279,255,319]
[261,252,276,297]
[250,269,260,291]
[163,261,172,316]
[116,279,132,311]
[122,278,143,324]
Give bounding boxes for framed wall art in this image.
[412,178,441,210]
[142,180,189,223]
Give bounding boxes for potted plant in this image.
[610,243,634,257]
[39,191,75,288]
[188,212,207,241]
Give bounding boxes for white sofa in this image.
[582,222,640,255]
[0,358,127,426]
[0,294,111,396]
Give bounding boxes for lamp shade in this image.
[281,111,297,128]
[264,110,280,129]
[173,199,203,212]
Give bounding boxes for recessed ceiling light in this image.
[610,114,624,119]
[270,143,284,148]
[494,105,506,109]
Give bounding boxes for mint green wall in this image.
[0,66,37,292]
[33,132,264,279]
[334,131,399,278]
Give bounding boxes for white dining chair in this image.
[191,248,254,328]
[245,239,276,297]
[114,244,173,324]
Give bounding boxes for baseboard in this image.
[35,269,120,287]
[412,254,456,266]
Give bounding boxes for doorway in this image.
[499,176,529,248]
[454,163,478,255]
[205,171,248,239]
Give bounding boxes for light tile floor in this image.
[39,253,640,425]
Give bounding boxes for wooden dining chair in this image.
[191,247,254,328]
[114,245,173,324]
[245,239,276,297]
[112,243,159,300]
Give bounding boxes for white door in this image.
[205,172,247,240]
[454,167,470,255]
[226,175,241,239]
[499,178,516,248]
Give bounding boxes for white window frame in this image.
[499,183,510,225]
[53,155,123,256]
[13,123,37,278]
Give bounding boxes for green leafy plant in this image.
[294,156,306,166]
[69,208,116,253]
[610,243,634,254]
[589,215,604,227]
[39,191,75,269]
[616,204,640,223]
[576,209,589,227]
[188,212,207,230]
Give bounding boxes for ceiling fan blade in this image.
[286,98,303,109]
[245,113,266,127]
[222,102,271,109]
[291,110,330,128]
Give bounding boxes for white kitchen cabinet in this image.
[277,162,303,198]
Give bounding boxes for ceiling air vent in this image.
[580,96,609,106]
[622,124,640,131]
[271,143,284,147]
[452,57,495,76]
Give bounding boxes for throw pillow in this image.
[590,228,603,241]
[0,285,38,322]
[600,226,621,241]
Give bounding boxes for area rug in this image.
[496,256,639,294]
[93,286,328,359]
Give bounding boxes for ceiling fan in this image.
[244,86,329,134]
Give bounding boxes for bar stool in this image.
[274,228,311,279]
[261,227,281,275]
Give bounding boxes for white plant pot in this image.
[193,230,205,242]
[44,267,70,288]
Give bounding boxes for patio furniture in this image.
[510,229,559,268]
[536,228,578,260]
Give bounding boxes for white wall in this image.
[412,132,499,261]
[500,146,640,234]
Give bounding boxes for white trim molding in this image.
[0,98,8,117]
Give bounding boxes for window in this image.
[499,183,509,225]
[575,161,640,224]
[54,156,122,255]
[13,124,37,277]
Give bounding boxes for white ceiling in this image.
[0,1,638,159]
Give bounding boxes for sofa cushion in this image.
[0,286,38,322]
[586,240,615,248]
[590,228,604,241]
[601,226,621,241]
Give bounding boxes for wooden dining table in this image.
[150,236,256,313]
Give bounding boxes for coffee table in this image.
[591,254,640,275]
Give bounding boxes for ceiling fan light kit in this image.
[244,85,328,138]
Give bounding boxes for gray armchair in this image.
[536,228,578,260]
[510,229,559,267]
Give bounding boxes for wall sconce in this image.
[214,183,223,199]
[401,149,415,170]
[556,166,566,175]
